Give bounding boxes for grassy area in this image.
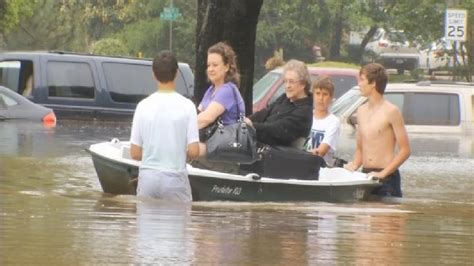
[388,74,416,83]
[308,61,360,69]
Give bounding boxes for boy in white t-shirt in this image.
[130,50,200,202]
[305,76,341,166]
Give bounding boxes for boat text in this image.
[211,185,242,195]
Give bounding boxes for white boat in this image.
[87,139,381,202]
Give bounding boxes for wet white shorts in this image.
[137,168,192,203]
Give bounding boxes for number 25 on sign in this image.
[445,9,467,42]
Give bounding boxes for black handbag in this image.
[206,118,258,164]
[205,86,257,164]
[199,119,219,142]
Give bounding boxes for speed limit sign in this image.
[445,9,467,41]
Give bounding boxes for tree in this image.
[255,0,325,71]
[0,0,33,34]
[0,0,34,49]
[91,38,129,56]
[195,0,263,114]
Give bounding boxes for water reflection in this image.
[0,120,131,157]
[0,120,473,264]
[135,199,194,264]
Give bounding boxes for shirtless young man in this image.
[345,63,410,197]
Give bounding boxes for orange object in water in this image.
[42,112,57,127]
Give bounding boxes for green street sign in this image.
[160,7,182,21]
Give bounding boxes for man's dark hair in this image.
[152,50,178,83]
[360,63,388,94]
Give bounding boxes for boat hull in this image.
[188,174,377,202]
[88,141,380,202]
[89,149,138,195]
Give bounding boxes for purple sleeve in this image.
[213,83,236,111]
[199,86,213,110]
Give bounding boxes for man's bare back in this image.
[357,100,399,169]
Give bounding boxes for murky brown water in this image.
[1,120,473,265]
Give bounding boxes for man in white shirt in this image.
[130,50,199,202]
[305,76,340,166]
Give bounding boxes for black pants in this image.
[362,168,403,198]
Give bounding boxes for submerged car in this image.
[253,66,359,112]
[0,85,56,123]
[331,81,474,157]
[0,51,194,120]
[332,81,474,134]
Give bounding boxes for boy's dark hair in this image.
[312,76,334,97]
[152,50,178,83]
[360,63,388,94]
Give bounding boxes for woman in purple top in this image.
[198,42,245,126]
[197,42,245,155]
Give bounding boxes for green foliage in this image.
[1,0,472,80]
[0,0,35,34]
[90,38,129,56]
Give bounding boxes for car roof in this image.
[271,66,359,76]
[0,51,191,67]
[388,82,474,94]
[350,81,474,93]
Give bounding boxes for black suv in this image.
[0,51,194,119]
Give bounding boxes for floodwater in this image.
[0,120,473,265]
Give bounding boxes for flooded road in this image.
[1,120,473,265]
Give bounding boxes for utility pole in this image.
[169,0,173,51]
[160,0,181,51]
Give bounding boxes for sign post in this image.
[160,1,182,51]
[445,9,467,42]
[445,9,467,70]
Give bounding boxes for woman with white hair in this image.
[244,59,313,147]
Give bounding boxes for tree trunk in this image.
[357,26,378,63]
[329,1,345,60]
[195,0,263,115]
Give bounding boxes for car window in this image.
[370,29,384,41]
[331,75,358,98]
[408,93,460,126]
[103,62,155,103]
[385,93,405,111]
[331,89,361,116]
[0,93,18,107]
[386,31,407,43]
[0,61,21,92]
[253,72,281,104]
[47,61,95,99]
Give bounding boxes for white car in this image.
[418,38,468,73]
[332,81,473,134]
[364,28,419,74]
[331,81,474,156]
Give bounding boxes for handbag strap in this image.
[229,83,245,122]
